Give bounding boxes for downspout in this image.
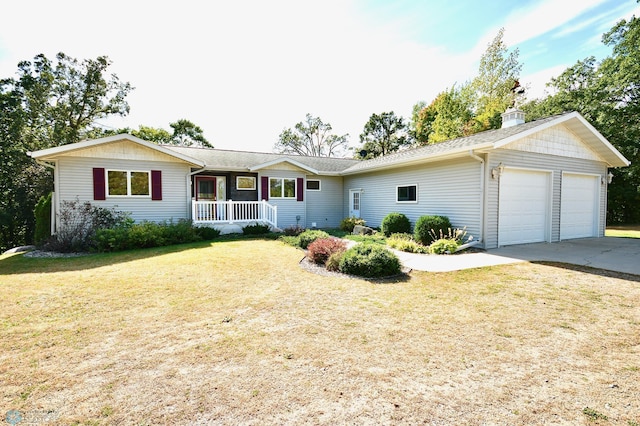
[468,151,485,245]
[187,167,207,220]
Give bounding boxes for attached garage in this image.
[560,173,600,240]
[498,168,552,246]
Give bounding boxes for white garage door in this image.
[560,173,599,240]
[499,169,551,246]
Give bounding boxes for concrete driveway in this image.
[488,237,640,275]
[392,237,640,275]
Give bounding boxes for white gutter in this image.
[468,150,485,245]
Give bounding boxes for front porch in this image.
[192,200,278,231]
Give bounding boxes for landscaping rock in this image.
[352,225,374,235]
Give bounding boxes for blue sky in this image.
[0,0,637,153]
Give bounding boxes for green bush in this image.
[195,226,222,240]
[44,199,132,253]
[307,238,347,264]
[242,223,271,235]
[386,233,428,253]
[278,235,300,247]
[428,238,459,254]
[34,192,52,246]
[339,243,401,278]
[326,251,344,272]
[380,212,411,236]
[93,219,205,252]
[283,225,305,236]
[298,230,331,249]
[414,215,452,245]
[340,217,366,232]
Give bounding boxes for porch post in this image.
[228,199,234,224]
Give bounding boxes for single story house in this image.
[28,109,630,249]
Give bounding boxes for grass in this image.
[606,225,640,238]
[1,239,639,424]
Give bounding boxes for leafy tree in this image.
[274,113,349,157]
[168,119,212,147]
[471,28,522,130]
[411,28,522,145]
[356,111,409,159]
[0,52,132,251]
[522,13,640,224]
[427,86,475,143]
[90,120,211,147]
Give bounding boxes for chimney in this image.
[501,107,525,128]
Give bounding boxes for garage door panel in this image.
[561,174,598,239]
[499,169,551,246]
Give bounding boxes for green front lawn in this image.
[1,239,638,424]
[606,225,640,238]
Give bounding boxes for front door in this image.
[349,189,361,218]
[196,176,216,201]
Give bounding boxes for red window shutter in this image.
[93,168,106,200]
[261,176,269,201]
[151,170,162,200]
[297,178,304,201]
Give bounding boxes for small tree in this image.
[274,113,349,157]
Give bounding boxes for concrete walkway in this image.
[391,237,640,275]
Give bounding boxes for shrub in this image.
[283,225,305,236]
[195,226,222,240]
[340,217,366,232]
[326,251,344,271]
[242,223,271,235]
[339,243,401,278]
[298,230,330,249]
[44,199,131,253]
[380,212,411,236]
[93,219,205,252]
[278,235,300,247]
[414,215,452,245]
[428,238,459,254]
[386,233,428,253]
[307,238,347,265]
[34,192,52,246]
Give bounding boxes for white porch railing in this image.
[192,200,277,229]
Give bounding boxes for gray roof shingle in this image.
[164,113,571,175]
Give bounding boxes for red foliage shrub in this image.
[307,238,347,265]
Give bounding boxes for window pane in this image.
[306,180,320,190]
[270,178,282,198]
[284,179,295,198]
[237,176,255,190]
[131,172,150,195]
[108,171,127,195]
[397,185,416,202]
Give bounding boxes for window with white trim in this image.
[269,177,296,198]
[107,170,150,197]
[396,184,417,203]
[306,179,321,191]
[236,176,256,190]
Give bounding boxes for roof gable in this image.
[28,134,205,167]
[248,158,319,174]
[342,112,629,174]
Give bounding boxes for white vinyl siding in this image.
[486,149,607,249]
[343,158,483,239]
[260,170,305,229]
[56,156,191,223]
[306,175,343,228]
